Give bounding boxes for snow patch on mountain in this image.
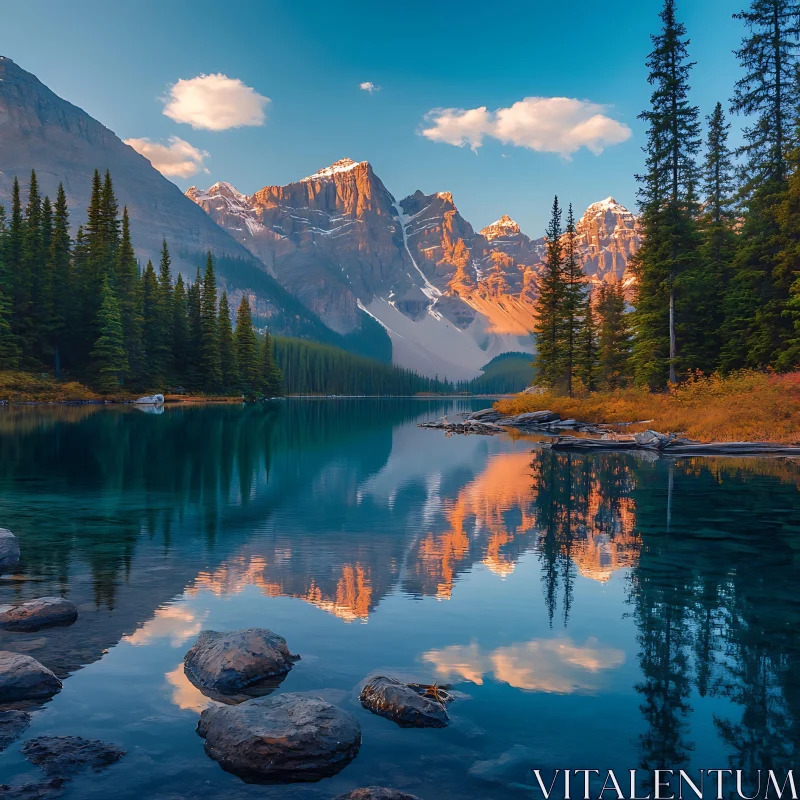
[301,158,365,181]
[364,296,532,381]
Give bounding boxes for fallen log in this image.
[547,435,800,456]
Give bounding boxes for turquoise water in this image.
[0,400,798,799]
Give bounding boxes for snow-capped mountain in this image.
[188,160,641,379]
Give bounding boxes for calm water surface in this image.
[0,399,798,799]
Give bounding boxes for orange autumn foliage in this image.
[495,370,800,444]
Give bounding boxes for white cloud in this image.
[162,73,270,131]
[421,96,632,157]
[423,636,625,694]
[360,81,380,94]
[125,136,210,178]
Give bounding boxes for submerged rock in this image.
[197,692,361,783]
[334,789,422,800]
[21,736,125,777]
[0,529,21,574]
[0,653,61,702]
[359,676,449,728]
[0,778,65,799]
[0,710,31,751]
[184,628,299,697]
[0,598,78,632]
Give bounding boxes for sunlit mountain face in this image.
[0,402,799,799]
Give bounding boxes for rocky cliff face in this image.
[575,197,641,289]
[189,161,642,379]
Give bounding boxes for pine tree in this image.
[156,240,174,381]
[36,195,55,363]
[533,196,566,389]
[721,0,800,369]
[234,295,260,395]
[731,0,800,191]
[49,184,72,376]
[683,103,737,372]
[774,154,800,369]
[5,178,24,345]
[0,287,20,370]
[200,253,222,392]
[186,270,203,391]
[91,276,129,392]
[115,208,143,380]
[261,330,284,397]
[631,0,701,387]
[217,291,239,393]
[576,293,598,392]
[560,204,585,396]
[171,273,189,386]
[597,284,632,388]
[141,260,162,386]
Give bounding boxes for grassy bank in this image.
[0,372,247,404]
[495,371,800,444]
[0,371,109,403]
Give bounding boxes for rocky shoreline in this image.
[420,409,800,456]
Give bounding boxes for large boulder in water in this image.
[197,692,361,783]
[0,652,61,702]
[505,411,560,427]
[21,736,125,777]
[0,597,78,632]
[359,676,449,728]
[335,789,423,800]
[184,629,299,697]
[0,529,20,574]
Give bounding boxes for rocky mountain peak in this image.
[301,158,367,182]
[480,215,522,240]
[187,181,246,204]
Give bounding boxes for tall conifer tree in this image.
[560,204,585,396]
[91,276,128,392]
[200,253,222,392]
[217,291,238,392]
[533,196,565,388]
[234,295,260,395]
[721,0,800,369]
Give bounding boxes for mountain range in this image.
[0,56,641,379]
[188,161,641,378]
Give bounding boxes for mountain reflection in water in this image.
[0,400,797,799]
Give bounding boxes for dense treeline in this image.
[533,0,800,393]
[456,352,535,394]
[0,168,282,395]
[275,337,457,395]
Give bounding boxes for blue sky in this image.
[2,0,744,235]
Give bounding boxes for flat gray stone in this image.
[0,710,31,751]
[0,597,78,632]
[0,652,61,702]
[360,676,449,728]
[506,411,560,426]
[21,736,125,777]
[335,789,422,800]
[197,692,361,783]
[0,528,21,574]
[184,628,299,696]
